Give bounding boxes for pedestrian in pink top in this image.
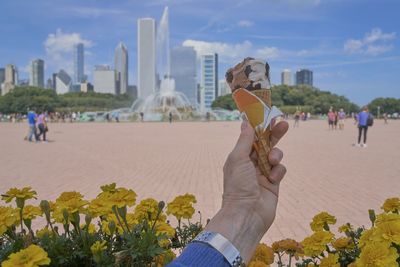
[36,111,48,142]
[327,109,335,130]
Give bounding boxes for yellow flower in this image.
[271,238,303,254]
[155,221,175,237]
[301,231,334,257]
[248,260,269,267]
[375,213,400,225]
[52,198,88,224]
[338,223,352,233]
[332,237,354,250]
[22,205,43,220]
[166,194,196,220]
[355,242,398,267]
[36,227,54,238]
[100,183,117,193]
[105,188,137,208]
[310,212,336,232]
[56,191,84,203]
[319,253,339,267]
[1,244,50,267]
[126,212,139,227]
[375,220,400,245]
[0,206,19,235]
[250,244,274,265]
[90,240,107,255]
[381,197,400,213]
[88,196,112,218]
[53,191,88,222]
[2,187,37,203]
[134,198,165,222]
[358,228,380,248]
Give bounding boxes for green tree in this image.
[212,85,359,114]
[211,94,237,110]
[0,87,135,114]
[367,97,400,115]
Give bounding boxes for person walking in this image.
[338,108,346,130]
[383,113,388,124]
[355,106,370,147]
[169,112,173,123]
[293,110,300,128]
[26,110,38,142]
[36,111,48,142]
[327,109,335,130]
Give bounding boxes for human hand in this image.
[205,119,289,262]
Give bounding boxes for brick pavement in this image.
[0,120,399,244]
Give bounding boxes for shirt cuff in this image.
[167,242,230,267]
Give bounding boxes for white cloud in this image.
[237,20,253,27]
[364,28,396,43]
[44,29,93,74]
[344,28,396,56]
[182,39,280,63]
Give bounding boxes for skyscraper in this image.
[29,59,44,88]
[93,65,116,94]
[281,69,292,86]
[73,43,84,84]
[200,53,218,111]
[2,64,16,95]
[0,68,5,85]
[115,42,129,95]
[56,69,72,94]
[218,79,230,96]
[170,46,197,105]
[138,18,156,99]
[296,69,313,86]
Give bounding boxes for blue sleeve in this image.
[167,243,230,267]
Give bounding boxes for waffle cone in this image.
[252,89,272,178]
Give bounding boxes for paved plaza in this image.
[0,120,399,244]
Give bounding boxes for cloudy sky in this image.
[0,0,399,105]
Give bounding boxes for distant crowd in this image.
[292,106,390,148]
[1,111,81,123]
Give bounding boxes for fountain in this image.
[81,7,239,122]
[130,7,198,121]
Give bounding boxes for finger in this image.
[270,121,289,147]
[268,148,283,166]
[268,164,287,184]
[231,120,255,159]
[250,149,258,166]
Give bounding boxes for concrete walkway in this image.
[1,120,399,244]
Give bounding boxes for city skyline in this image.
[0,0,399,104]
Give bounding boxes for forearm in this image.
[204,203,266,263]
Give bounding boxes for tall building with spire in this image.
[29,59,45,88]
[137,18,156,99]
[115,42,128,95]
[73,43,84,83]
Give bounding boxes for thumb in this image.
[231,120,255,158]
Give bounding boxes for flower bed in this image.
[0,184,399,266]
